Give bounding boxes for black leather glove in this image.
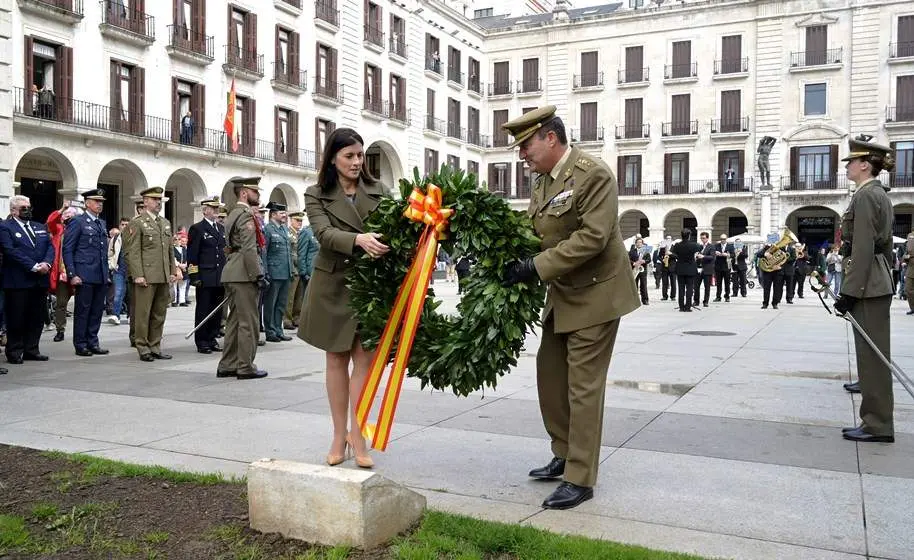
[502,257,539,287]
[834,294,858,315]
[257,276,270,290]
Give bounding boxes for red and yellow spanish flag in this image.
[224,78,239,153]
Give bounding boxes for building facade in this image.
[5,0,914,247]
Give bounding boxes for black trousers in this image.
[761,271,785,306]
[714,270,731,299]
[677,274,695,310]
[635,271,648,303]
[733,268,747,296]
[662,270,677,300]
[194,285,225,349]
[793,272,807,298]
[4,287,46,360]
[73,283,106,350]
[693,273,712,305]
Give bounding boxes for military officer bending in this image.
[502,106,640,509]
[187,196,226,354]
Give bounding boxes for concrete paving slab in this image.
[625,412,860,473]
[85,446,249,479]
[0,386,104,424]
[177,377,327,410]
[420,490,542,524]
[578,448,865,554]
[525,510,866,560]
[0,427,122,454]
[858,433,914,479]
[510,383,681,412]
[607,352,725,384]
[862,474,914,560]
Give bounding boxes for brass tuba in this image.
[759,228,799,272]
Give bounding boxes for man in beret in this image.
[501,105,640,509]
[187,196,226,354]
[62,189,110,356]
[835,135,897,443]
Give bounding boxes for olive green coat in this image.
[221,202,264,283]
[840,178,894,298]
[298,180,388,352]
[124,212,176,283]
[529,146,641,332]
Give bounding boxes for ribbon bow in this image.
[356,184,454,450]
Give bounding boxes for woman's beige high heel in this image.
[326,440,350,466]
[346,434,374,469]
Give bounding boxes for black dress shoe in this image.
[907,310,914,315]
[130,341,136,348]
[89,347,109,355]
[843,427,894,443]
[75,348,94,357]
[197,347,213,354]
[0,367,7,374]
[150,352,172,360]
[279,335,292,341]
[139,353,155,362]
[216,369,237,378]
[702,302,709,307]
[772,304,779,309]
[761,304,768,309]
[53,331,65,342]
[237,369,268,380]
[209,344,223,352]
[842,426,858,433]
[714,297,722,302]
[843,381,861,393]
[725,297,730,302]
[528,457,566,479]
[266,336,281,343]
[786,300,794,304]
[6,356,23,365]
[542,482,594,510]
[23,353,49,361]
[179,302,189,307]
[257,340,266,346]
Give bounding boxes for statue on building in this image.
[757,136,777,187]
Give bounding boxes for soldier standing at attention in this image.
[126,200,145,347]
[295,220,319,325]
[283,211,303,330]
[124,187,176,362]
[62,189,110,357]
[187,196,226,354]
[262,202,293,342]
[218,177,268,380]
[834,136,897,443]
[501,106,640,509]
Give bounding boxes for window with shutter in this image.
[624,46,643,83]
[720,90,741,132]
[580,51,598,87]
[670,41,692,78]
[624,98,643,138]
[897,75,914,121]
[23,36,34,115]
[522,58,539,92]
[721,35,742,73]
[622,155,642,191]
[493,109,509,146]
[192,82,205,147]
[493,61,509,95]
[898,16,914,57]
[671,94,690,135]
[426,88,435,129]
[448,46,462,83]
[718,150,742,191]
[468,58,480,92]
[467,107,479,144]
[580,102,598,141]
[669,153,689,193]
[892,141,914,187]
[805,25,827,65]
[794,145,834,189]
[447,155,460,170]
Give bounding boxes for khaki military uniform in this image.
[840,177,895,436]
[283,225,300,328]
[124,211,175,357]
[905,232,914,312]
[218,202,264,376]
[528,145,641,487]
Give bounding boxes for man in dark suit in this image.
[793,244,809,299]
[62,189,110,357]
[671,228,700,312]
[713,234,735,302]
[733,239,749,297]
[0,195,54,364]
[694,231,714,307]
[782,243,798,303]
[187,196,226,354]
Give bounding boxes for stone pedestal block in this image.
[247,458,426,549]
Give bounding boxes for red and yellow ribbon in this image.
[356,184,454,451]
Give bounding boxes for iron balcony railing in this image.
[790,48,843,67]
[167,25,214,59]
[621,178,755,196]
[780,175,844,191]
[23,0,84,16]
[515,181,532,200]
[889,173,914,188]
[714,57,749,74]
[573,72,604,88]
[390,105,409,125]
[890,42,914,59]
[466,131,489,147]
[468,78,482,95]
[517,78,542,93]
[425,56,442,74]
[488,82,513,96]
[273,63,307,90]
[447,122,466,141]
[711,116,750,133]
[363,96,387,117]
[12,86,317,169]
[448,68,465,86]
[662,120,699,137]
[618,67,649,84]
[313,78,343,103]
[492,130,510,147]
[664,62,697,79]
[278,0,301,8]
[886,106,914,123]
[389,36,407,58]
[315,0,339,26]
[99,0,154,40]
[615,123,650,140]
[364,24,384,48]
[225,45,264,76]
[424,115,446,135]
[571,127,604,142]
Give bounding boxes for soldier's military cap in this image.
[841,134,896,171]
[231,177,262,191]
[265,201,286,212]
[140,186,166,199]
[217,206,228,217]
[200,196,221,208]
[289,211,305,219]
[502,105,558,148]
[81,188,106,201]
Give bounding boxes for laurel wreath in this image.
[347,166,545,397]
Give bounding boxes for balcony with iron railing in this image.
[362,96,387,119]
[389,36,407,58]
[424,115,447,136]
[615,123,650,140]
[468,77,482,96]
[390,105,409,126]
[713,57,749,77]
[315,1,339,28]
[99,0,154,45]
[886,106,914,124]
[780,175,845,191]
[789,48,843,69]
[272,63,307,93]
[515,181,532,200]
[711,116,750,135]
[466,130,489,148]
[570,127,604,143]
[425,56,443,76]
[662,120,699,137]
[488,82,514,97]
[620,178,755,196]
[573,72,604,89]
[447,68,465,88]
[664,62,698,81]
[492,130,510,148]
[313,78,343,105]
[18,0,84,23]
[447,122,466,142]
[275,0,301,14]
[224,45,264,79]
[890,42,914,60]
[11,86,317,169]
[166,25,214,63]
[618,67,649,86]
[364,24,384,50]
[517,78,543,95]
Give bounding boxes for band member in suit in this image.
[187,196,226,354]
[757,243,785,309]
[713,234,735,302]
[733,239,749,297]
[651,246,663,290]
[793,243,809,299]
[262,202,294,343]
[629,237,649,305]
[62,189,110,357]
[658,235,676,301]
[0,195,54,364]
[671,228,700,311]
[782,242,797,303]
[694,232,714,307]
[501,106,640,509]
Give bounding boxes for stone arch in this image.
[364,138,405,191]
[269,183,300,211]
[663,208,697,238]
[13,147,79,222]
[95,159,149,227]
[711,207,749,238]
[620,210,649,239]
[785,205,841,250]
[165,168,208,230]
[783,122,848,142]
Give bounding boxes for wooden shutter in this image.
[789,146,799,184]
[226,5,234,51]
[721,90,740,130]
[275,26,282,78]
[625,98,643,135]
[329,47,337,89]
[314,118,321,161]
[672,41,690,77]
[515,162,524,188]
[192,83,205,147]
[131,66,145,136]
[581,51,597,85]
[60,46,73,122]
[110,61,120,131]
[829,144,839,181]
[23,36,33,115]
[617,156,626,189]
[245,12,257,59]
[195,0,206,38]
[737,150,745,188]
[683,154,690,185]
[289,110,299,165]
[671,94,690,132]
[523,58,538,86]
[718,151,726,188]
[900,16,914,57]
[889,142,897,187]
[290,32,300,78]
[248,97,257,156]
[580,102,597,139]
[398,77,406,116]
[494,61,509,90]
[171,77,180,142]
[274,106,281,160]
[625,46,643,81]
[721,35,741,72]
[806,25,827,64]
[664,153,672,187]
[487,163,496,191]
[898,75,914,120]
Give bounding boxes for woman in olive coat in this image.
[298,128,390,468]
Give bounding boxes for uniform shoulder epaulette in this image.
[574,156,596,170]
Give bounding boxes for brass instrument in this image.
[759,228,799,272]
[796,243,806,260]
[663,251,670,268]
[633,245,650,278]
